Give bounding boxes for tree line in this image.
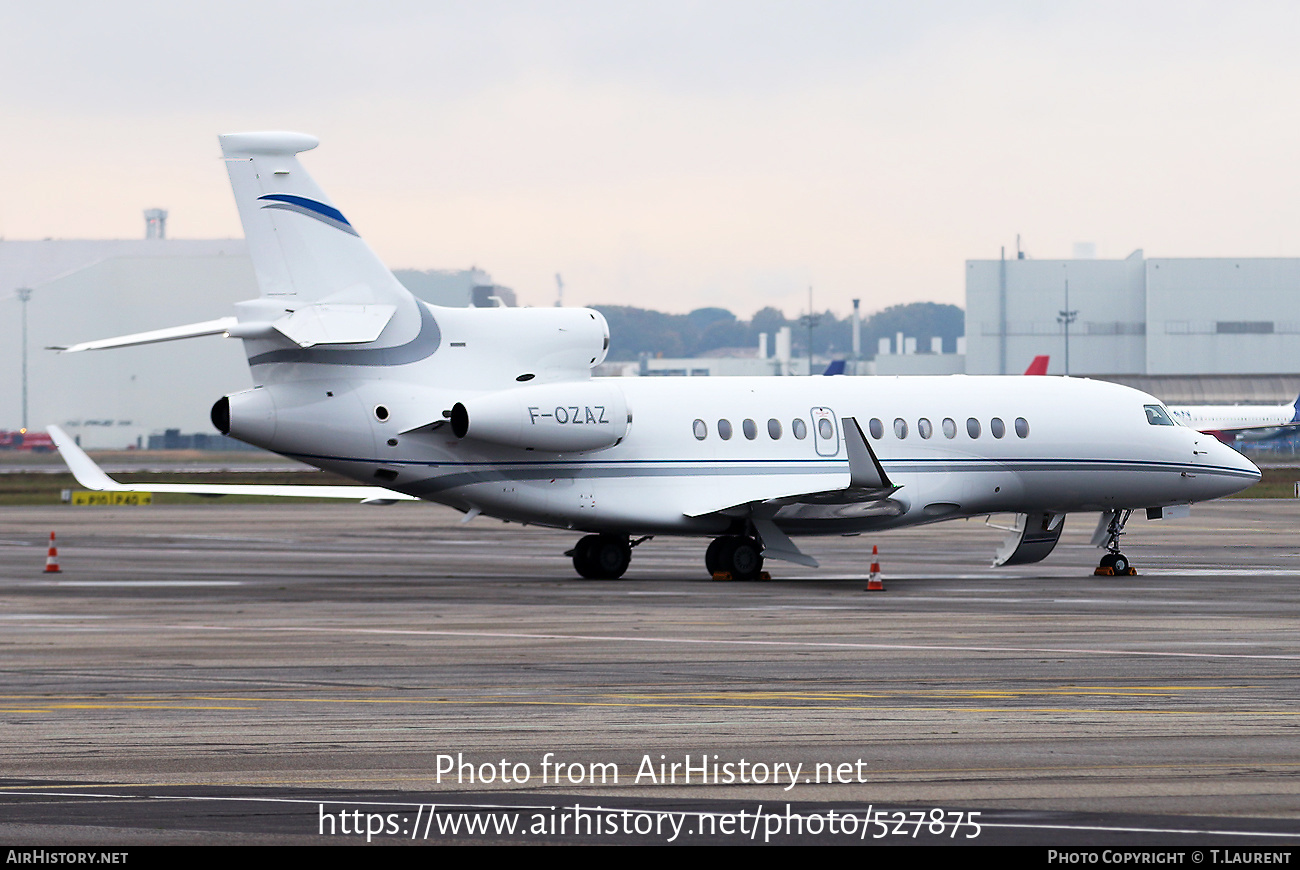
[592,302,964,362]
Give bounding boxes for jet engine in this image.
[451,382,629,453]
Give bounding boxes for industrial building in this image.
[964,249,1300,402]
[1,221,508,448]
[9,221,1300,450]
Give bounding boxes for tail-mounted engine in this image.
[451,382,629,453]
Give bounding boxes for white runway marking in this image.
[1,789,1297,841]
[52,580,245,587]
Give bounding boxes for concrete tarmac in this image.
[2,500,1299,845]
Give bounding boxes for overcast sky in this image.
[4,1,1300,317]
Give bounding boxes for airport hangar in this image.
[0,231,508,449]
[5,232,1300,448]
[957,249,1300,404]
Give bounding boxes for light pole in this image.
[16,287,32,431]
[1057,279,1077,376]
[800,286,820,376]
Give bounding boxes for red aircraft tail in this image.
[1023,355,1050,376]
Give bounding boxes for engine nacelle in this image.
[451,382,629,453]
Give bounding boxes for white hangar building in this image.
[965,250,1300,401]
[1,234,502,449]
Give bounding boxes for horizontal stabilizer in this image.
[47,425,417,502]
[52,302,399,354]
[51,318,239,353]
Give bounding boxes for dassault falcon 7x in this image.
[49,132,1260,580]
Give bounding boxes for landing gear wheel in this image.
[705,537,726,575]
[1094,509,1136,576]
[572,534,631,579]
[710,535,764,581]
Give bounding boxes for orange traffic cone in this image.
[866,544,884,591]
[44,532,61,574]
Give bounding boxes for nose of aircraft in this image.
[1199,438,1262,500]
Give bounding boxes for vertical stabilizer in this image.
[219,132,411,307]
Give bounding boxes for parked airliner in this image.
[49,133,1260,580]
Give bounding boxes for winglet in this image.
[47,425,123,491]
[47,423,419,501]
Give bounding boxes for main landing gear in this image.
[705,535,766,582]
[1094,509,1136,576]
[569,534,632,579]
[568,534,653,579]
[567,532,771,581]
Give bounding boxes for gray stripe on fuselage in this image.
[276,451,1252,499]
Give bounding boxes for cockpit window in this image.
[1144,404,1176,426]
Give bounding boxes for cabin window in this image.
[818,418,834,440]
[918,418,933,439]
[693,419,707,440]
[893,417,908,439]
[767,418,782,439]
[718,419,733,440]
[792,418,808,439]
[868,418,884,439]
[1145,404,1176,426]
[1015,417,1029,438]
[990,417,1005,439]
[967,417,981,438]
[743,418,758,440]
[942,417,957,439]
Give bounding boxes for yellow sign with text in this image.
[71,491,153,506]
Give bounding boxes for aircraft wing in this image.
[47,425,418,503]
[682,417,899,518]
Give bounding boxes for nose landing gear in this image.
[1094,509,1137,576]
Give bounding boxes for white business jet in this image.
[49,133,1260,580]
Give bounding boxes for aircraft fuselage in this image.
[221,357,1258,538]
